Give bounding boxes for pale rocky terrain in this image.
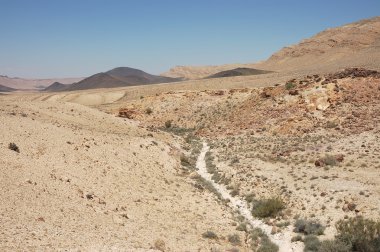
[101,68,380,247]
[1,16,380,252]
[0,96,257,251]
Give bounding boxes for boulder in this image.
[118,108,137,119]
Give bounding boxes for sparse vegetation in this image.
[245,193,255,203]
[258,237,279,252]
[298,217,380,252]
[252,197,284,218]
[323,155,338,166]
[318,239,351,252]
[325,121,338,129]
[193,175,222,200]
[162,125,194,136]
[202,231,218,239]
[294,219,325,235]
[236,222,247,232]
[334,217,380,252]
[227,234,241,246]
[248,228,279,252]
[285,82,296,90]
[180,154,191,167]
[303,235,320,252]
[291,235,303,242]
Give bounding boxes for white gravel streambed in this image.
[196,142,303,252]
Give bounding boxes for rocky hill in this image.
[43,82,69,92]
[260,16,380,72]
[206,67,273,79]
[60,67,182,91]
[162,16,380,79]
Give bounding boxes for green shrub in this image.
[252,197,284,218]
[236,223,247,232]
[163,126,195,136]
[248,228,278,252]
[180,154,191,167]
[303,235,320,252]
[285,82,296,90]
[227,234,241,245]
[245,193,255,203]
[325,121,338,129]
[202,231,218,239]
[335,217,380,252]
[258,237,279,252]
[185,133,198,144]
[318,239,351,252]
[291,235,303,242]
[324,155,337,166]
[294,219,325,235]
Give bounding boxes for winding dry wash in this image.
[196,142,303,252]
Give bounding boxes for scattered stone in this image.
[118,108,137,119]
[288,90,299,96]
[347,203,356,211]
[86,193,95,200]
[8,142,20,153]
[271,226,279,234]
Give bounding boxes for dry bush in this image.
[294,219,325,235]
[202,231,218,239]
[252,197,284,218]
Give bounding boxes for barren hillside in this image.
[0,96,254,251]
[162,17,380,79]
[260,16,380,72]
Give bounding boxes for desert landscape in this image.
[1,11,380,252]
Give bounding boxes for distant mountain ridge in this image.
[45,67,182,92]
[0,75,84,90]
[206,68,273,79]
[0,84,16,92]
[43,82,68,92]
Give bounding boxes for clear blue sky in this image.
[0,0,379,78]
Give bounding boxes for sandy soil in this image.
[0,97,254,251]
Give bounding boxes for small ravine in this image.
[196,142,303,252]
